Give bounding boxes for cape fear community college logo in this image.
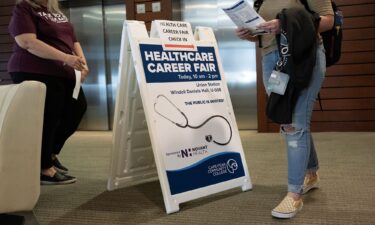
[226,159,238,174]
[208,158,239,176]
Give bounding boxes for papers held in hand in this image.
[222,0,267,35]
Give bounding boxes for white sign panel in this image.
[151,20,196,51]
[110,20,251,214]
[140,43,248,194]
[108,21,158,192]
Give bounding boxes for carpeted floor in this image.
[34,131,375,225]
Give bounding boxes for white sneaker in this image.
[271,196,303,219]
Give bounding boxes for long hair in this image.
[16,0,62,13]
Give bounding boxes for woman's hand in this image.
[72,42,89,82]
[235,28,258,42]
[257,19,281,34]
[64,54,87,71]
[80,66,89,82]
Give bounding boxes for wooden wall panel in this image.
[0,17,11,25]
[339,4,374,17]
[342,40,375,52]
[0,52,11,61]
[0,1,13,84]
[257,1,375,132]
[0,6,13,16]
[313,98,375,110]
[0,35,12,44]
[322,75,375,87]
[0,0,16,6]
[335,0,374,5]
[0,43,12,53]
[0,25,9,34]
[326,64,375,76]
[343,28,375,41]
[319,87,375,99]
[312,110,375,121]
[338,52,375,64]
[344,16,375,29]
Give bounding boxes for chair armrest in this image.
[0,81,46,213]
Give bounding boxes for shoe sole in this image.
[40,178,77,185]
[302,182,319,195]
[271,206,303,219]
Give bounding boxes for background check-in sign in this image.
[151,20,197,51]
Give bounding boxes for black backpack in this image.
[254,0,343,67]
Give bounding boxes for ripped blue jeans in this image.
[262,44,326,194]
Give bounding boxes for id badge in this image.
[268,70,289,95]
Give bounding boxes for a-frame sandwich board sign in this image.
[108,20,252,214]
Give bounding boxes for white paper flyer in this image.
[222,0,267,35]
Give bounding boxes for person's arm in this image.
[318,15,334,32]
[14,33,86,71]
[309,0,335,32]
[257,13,333,35]
[73,42,89,81]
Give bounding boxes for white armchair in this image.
[0,81,46,224]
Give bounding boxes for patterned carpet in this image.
[34,131,375,225]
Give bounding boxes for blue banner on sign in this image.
[140,44,221,83]
[166,152,245,195]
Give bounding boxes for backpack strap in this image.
[253,0,263,12]
[317,92,324,111]
[300,0,312,13]
[253,0,264,48]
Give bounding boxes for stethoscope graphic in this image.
[154,94,232,146]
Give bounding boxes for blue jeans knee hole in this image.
[281,124,304,138]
